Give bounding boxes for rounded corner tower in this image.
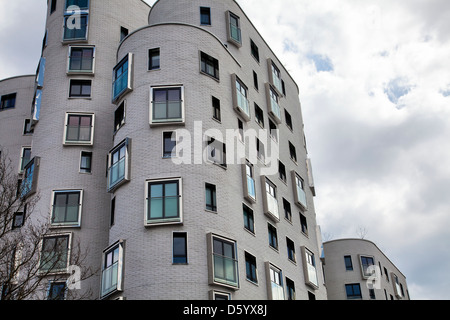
[2,0,326,300]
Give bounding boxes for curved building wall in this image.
[0,75,35,171]
[323,239,410,300]
[27,0,150,299]
[107,0,325,300]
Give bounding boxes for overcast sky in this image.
[1,0,449,300]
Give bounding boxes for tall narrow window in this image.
[64,113,94,145]
[146,178,182,226]
[300,213,308,236]
[173,233,188,264]
[232,75,250,121]
[200,52,219,80]
[19,147,31,173]
[210,235,238,288]
[114,101,125,132]
[205,183,217,212]
[286,278,296,300]
[113,53,133,102]
[286,237,296,262]
[243,160,256,201]
[245,252,258,284]
[51,190,83,227]
[267,264,284,300]
[283,198,291,222]
[269,119,278,142]
[268,223,278,250]
[148,48,160,70]
[21,157,39,198]
[254,103,264,128]
[212,96,221,121]
[289,141,297,163]
[80,151,92,173]
[293,172,307,210]
[227,11,241,46]
[243,204,254,234]
[266,84,281,123]
[23,119,34,135]
[344,256,353,271]
[263,177,279,221]
[285,109,293,131]
[163,131,176,158]
[250,40,260,62]
[253,71,259,90]
[270,62,283,94]
[207,137,226,168]
[200,7,211,25]
[50,0,57,14]
[256,138,265,163]
[360,256,375,278]
[107,139,130,191]
[101,240,124,298]
[278,161,286,183]
[120,27,128,41]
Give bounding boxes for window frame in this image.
[63,13,89,42]
[107,138,131,192]
[18,146,32,174]
[242,160,256,203]
[231,74,250,121]
[173,232,188,264]
[344,255,353,271]
[250,39,260,63]
[21,156,40,198]
[114,100,126,133]
[226,11,242,47]
[47,281,67,300]
[243,203,255,234]
[67,46,95,74]
[206,136,227,168]
[261,176,279,222]
[301,246,319,289]
[50,189,83,228]
[63,112,95,145]
[149,85,185,126]
[207,233,239,289]
[205,183,217,212]
[79,151,92,174]
[345,283,362,300]
[245,251,258,284]
[39,233,72,275]
[267,223,278,250]
[200,7,211,26]
[162,131,177,158]
[112,53,134,103]
[145,177,183,226]
[212,96,221,122]
[200,51,219,80]
[68,79,92,98]
[148,48,160,71]
[265,262,285,300]
[360,255,376,279]
[101,239,125,299]
[0,93,17,110]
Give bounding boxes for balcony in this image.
[213,254,239,288]
[101,261,118,298]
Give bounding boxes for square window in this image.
[39,234,70,273]
[200,7,211,25]
[101,240,124,298]
[64,113,94,145]
[12,212,25,229]
[150,86,184,125]
[69,79,91,98]
[51,190,83,227]
[173,232,188,264]
[63,14,88,41]
[163,131,176,158]
[107,138,130,191]
[242,160,256,202]
[80,151,92,173]
[68,46,94,73]
[205,183,217,212]
[345,284,362,299]
[256,138,265,163]
[0,93,16,110]
[245,252,258,283]
[47,281,67,300]
[146,178,182,226]
[148,48,160,70]
[200,52,219,80]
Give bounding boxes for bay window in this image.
[145,178,182,226]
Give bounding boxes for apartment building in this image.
[0,0,326,300]
[323,238,410,300]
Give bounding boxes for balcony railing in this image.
[236,90,249,118]
[271,282,285,300]
[307,264,319,287]
[152,100,183,123]
[296,186,307,209]
[101,261,118,297]
[109,157,125,189]
[267,194,279,220]
[213,254,238,287]
[246,176,256,200]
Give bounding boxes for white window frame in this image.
[207,233,239,289]
[50,189,83,228]
[100,239,125,299]
[107,138,131,192]
[261,176,279,222]
[144,177,183,227]
[292,171,308,210]
[301,246,319,289]
[265,262,285,300]
[149,85,185,126]
[63,112,95,145]
[226,11,242,47]
[231,74,250,121]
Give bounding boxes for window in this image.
[207,137,227,168]
[148,48,160,70]
[120,26,128,41]
[263,177,279,221]
[68,46,94,73]
[65,0,89,10]
[254,103,264,128]
[19,147,31,173]
[232,75,250,121]
[212,96,221,121]
[63,1,89,41]
[51,190,83,227]
[266,84,281,123]
[0,93,16,110]
[50,0,57,14]
[69,79,91,98]
[150,86,184,125]
[267,263,284,300]
[12,212,25,230]
[227,11,241,46]
[289,141,297,163]
[114,101,125,132]
[243,204,254,234]
[270,61,283,94]
[256,138,265,163]
[360,256,375,278]
[173,232,187,264]
[301,247,319,288]
[200,7,211,25]
[211,291,231,300]
[286,278,296,300]
[369,288,376,299]
[285,109,293,131]
[21,157,40,198]
[268,223,278,250]
[238,119,244,142]
[39,234,70,273]
[101,240,125,298]
[242,161,256,202]
[110,197,115,227]
[253,71,258,90]
[64,113,94,145]
[300,213,308,236]
[269,119,278,142]
[278,161,286,183]
[250,40,260,62]
[208,234,239,288]
[163,131,176,158]
[47,281,66,300]
[344,255,353,271]
[200,52,219,80]
[107,139,130,191]
[23,119,34,135]
[80,151,92,173]
[345,284,362,299]
[245,252,258,283]
[282,198,291,222]
[205,183,217,212]
[286,237,296,262]
[113,53,133,102]
[145,178,182,226]
[292,172,307,210]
